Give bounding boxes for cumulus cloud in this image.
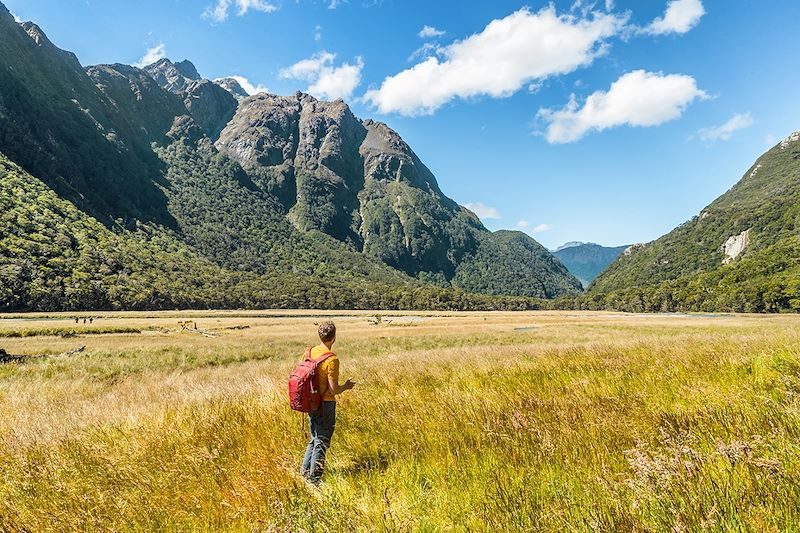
[696,113,753,142]
[418,25,445,38]
[644,0,705,35]
[537,70,708,144]
[531,223,554,234]
[134,44,167,68]
[10,11,23,23]
[464,203,500,220]
[203,0,277,22]
[218,75,269,95]
[365,6,627,116]
[280,51,364,100]
[515,220,529,229]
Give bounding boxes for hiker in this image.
[300,321,355,485]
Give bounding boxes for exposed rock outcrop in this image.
[144,58,200,93]
[722,229,750,264]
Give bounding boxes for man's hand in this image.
[343,379,356,391]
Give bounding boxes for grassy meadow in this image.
[0,310,798,531]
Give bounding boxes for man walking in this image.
[301,321,355,485]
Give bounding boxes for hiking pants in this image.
[301,401,336,483]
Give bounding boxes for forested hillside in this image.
[583,133,800,312]
[0,155,553,311]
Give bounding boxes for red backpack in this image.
[288,348,334,412]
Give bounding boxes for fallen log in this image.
[0,346,86,364]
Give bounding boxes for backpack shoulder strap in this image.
[312,352,335,367]
[302,347,312,361]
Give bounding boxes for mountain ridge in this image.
[553,243,629,287]
[0,4,582,310]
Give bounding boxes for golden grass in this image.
[0,311,798,531]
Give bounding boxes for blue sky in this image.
[6,0,800,249]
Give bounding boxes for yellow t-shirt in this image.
[310,344,339,402]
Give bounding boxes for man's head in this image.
[318,321,336,345]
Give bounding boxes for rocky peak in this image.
[214,77,249,100]
[360,119,443,194]
[174,60,200,81]
[144,58,200,93]
[182,79,238,140]
[22,22,51,46]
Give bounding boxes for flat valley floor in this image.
[0,310,798,531]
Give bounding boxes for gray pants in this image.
[301,401,336,484]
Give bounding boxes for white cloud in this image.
[314,25,323,42]
[644,0,705,35]
[217,75,269,95]
[11,11,23,23]
[527,81,544,94]
[134,44,167,69]
[280,51,364,100]
[365,6,627,116]
[696,112,753,142]
[537,70,708,144]
[280,51,336,81]
[418,25,445,38]
[605,0,615,11]
[328,0,345,9]
[203,0,277,22]
[516,220,529,229]
[531,223,554,234]
[464,203,500,220]
[408,43,440,62]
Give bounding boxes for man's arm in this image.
[327,358,355,396]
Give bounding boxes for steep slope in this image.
[590,133,800,310]
[553,243,628,287]
[0,5,173,225]
[0,152,245,310]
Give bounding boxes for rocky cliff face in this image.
[144,58,201,93]
[215,92,485,276]
[145,59,237,139]
[215,77,250,100]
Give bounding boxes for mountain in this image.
[0,3,581,310]
[588,133,800,312]
[553,241,586,252]
[553,243,629,287]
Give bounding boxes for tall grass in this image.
[0,311,798,531]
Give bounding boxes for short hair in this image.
[318,321,336,342]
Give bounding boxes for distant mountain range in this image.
[0,2,581,311]
[552,243,629,287]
